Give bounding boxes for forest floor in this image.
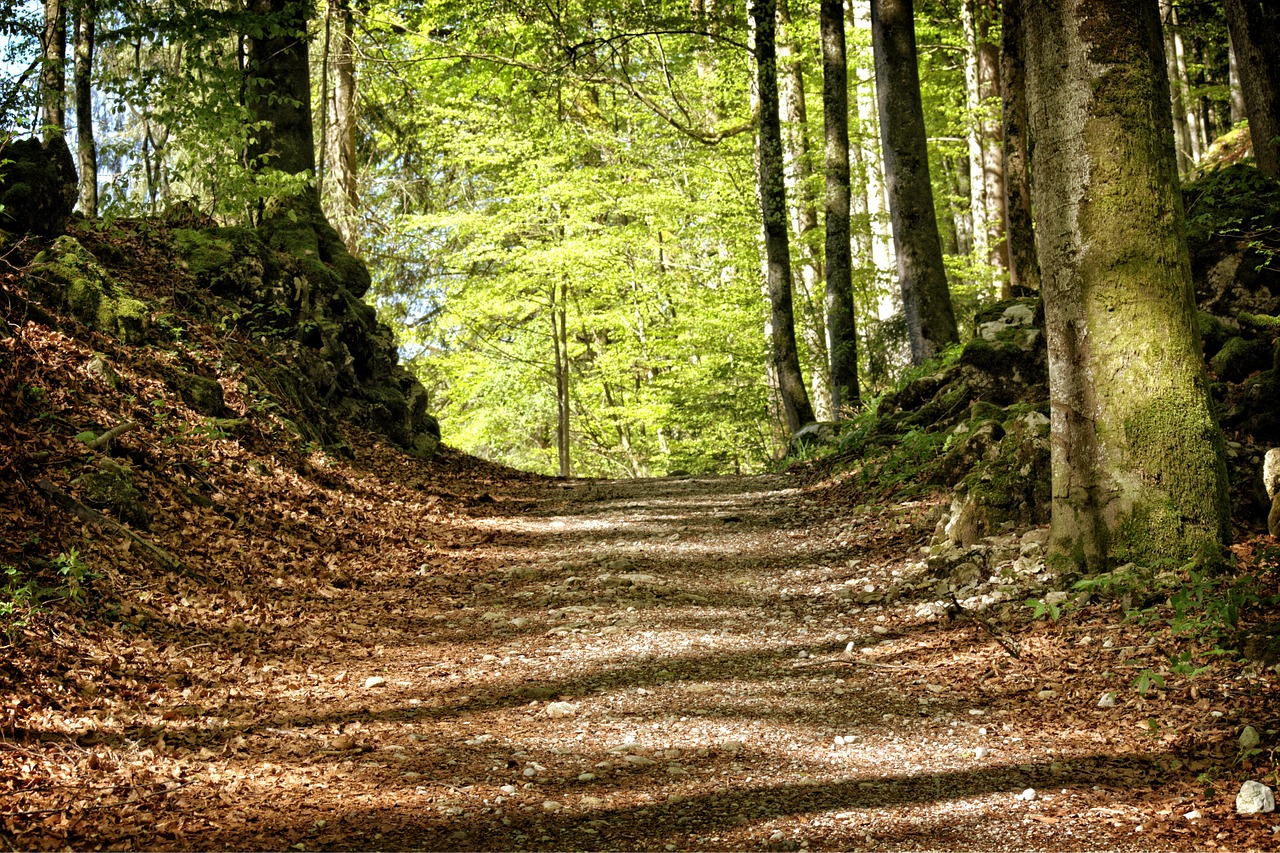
[4,423,1279,851]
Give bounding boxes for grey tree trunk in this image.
[1001,0,1039,295]
[552,279,571,478]
[821,0,859,414]
[752,0,816,436]
[1024,0,1230,571]
[962,0,1007,294]
[1224,0,1280,178]
[324,0,360,253]
[870,0,958,364]
[73,0,95,216]
[41,0,66,139]
[777,0,833,421]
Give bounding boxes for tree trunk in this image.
[821,0,859,414]
[752,0,816,436]
[324,0,360,253]
[777,0,833,421]
[73,0,96,216]
[1160,0,1198,175]
[1000,0,1040,295]
[870,0,958,364]
[1224,0,1280,178]
[552,279,571,477]
[961,0,1007,294]
[1228,28,1246,124]
[41,0,66,139]
[1024,0,1230,571]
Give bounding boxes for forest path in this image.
[10,466,1259,851]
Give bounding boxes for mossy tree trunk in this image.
[870,0,958,365]
[1024,0,1230,571]
[73,0,96,216]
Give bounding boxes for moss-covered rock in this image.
[1211,336,1273,382]
[178,372,226,417]
[0,136,77,236]
[75,459,149,529]
[30,236,152,343]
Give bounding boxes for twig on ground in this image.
[950,591,1021,658]
[86,420,138,451]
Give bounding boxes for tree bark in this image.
[73,0,96,216]
[552,279,571,477]
[41,0,66,139]
[777,0,832,421]
[1000,0,1040,295]
[821,0,859,414]
[1224,0,1280,178]
[324,0,360,253]
[870,0,958,364]
[962,0,1007,294]
[1024,0,1230,571]
[752,0,816,436]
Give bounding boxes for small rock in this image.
[542,800,562,812]
[1240,725,1262,750]
[666,764,688,775]
[1036,688,1059,700]
[577,772,596,782]
[362,676,386,689]
[1097,691,1117,708]
[544,701,578,718]
[624,755,657,767]
[1017,788,1037,802]
[1237,780,1275,814]
[1183,810,1202,820]
[974,747,989,759]
[722,740,745,753]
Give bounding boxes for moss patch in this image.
[30,236,152,344]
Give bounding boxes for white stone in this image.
[542,800,563,811]
[362,676,386,689]
[1263,449,1280,499]
[544,701,578,718]
[1240,725,1261,750]
[1183,810,1202,820]
[1097,692,1117,708]
[578,772,596,782]
[1236,780,1275,814]
[1017,788,1037,801]
[974,747,989,759]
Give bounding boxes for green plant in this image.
[1024,596,1064,622]
[1133,668,1166,696]
[51,548,96,604]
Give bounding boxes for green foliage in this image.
[1184,164,1280,272]
[1,548,98,637]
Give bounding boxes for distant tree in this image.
[1024,0,1230,570]
[73,0,95,215]
[752,0,815,435]
[870,0,958,364]
[1223,0,1280,178]
[40,0,65,139]
[821,0,859,413]
[1000,0,1038,295]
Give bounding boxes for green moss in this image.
[1238,312,1280,334]
[1114,388,1231,566]
[28,236,149,343]
[1210,336,1273,382]
[1197,311,1232,357]
[99,295,150,345]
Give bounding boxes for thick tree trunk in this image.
[324,0,360,253]
[1224,0,1280,178]
[1000,0,1040,295]
[870,0,958,364]
[752,0,816,436]
[777,0,833,421]
[821,0,859,414]
[1024,0,1230,571]
[41,0,66,138]
[73,0,95,216]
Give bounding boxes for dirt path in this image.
[5,465,1274,851]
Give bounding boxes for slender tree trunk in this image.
[1228,29,1246,124]
[821,0,859,414]
[777,0,833,421]
[1024,0,1230,571]
[1000,0,1040,295]
[41,0,66,139]
[325,0,360,253]
[1160,0,1198,175]
[73,0,95,216]
[1224,0,1280,178]
[961,0,1006,293]
[752,0,816,436]
[870,0,958,364]
[552,279,571,477]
